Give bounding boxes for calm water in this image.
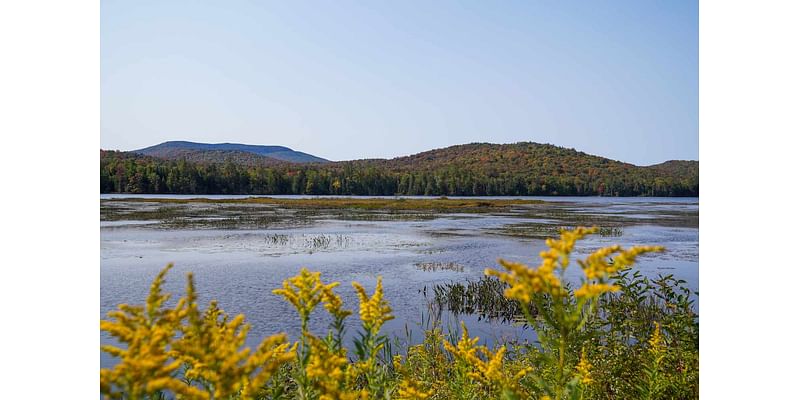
[100,196,698,369]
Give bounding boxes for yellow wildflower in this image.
[473,346,531,395]
[546,226,598,269]
[486,259,563,302]
[576,348,593,385]
[616,246,665,269]
[578,245,623,280]
[468,346,507,384]
[579,245,664,281]
[393,354,404,372]
[241,336,297,398]
[102,264,297,399]
[574,283,620,299]
[442,321,481,365]
[649,322,665,358]
[486,227,597,301]
[273,268,340,325]
[173,273,295,399]
[444,322,529,395]
[100,264,206,399]
[321,283,352,320]
[305,335,367,400]
[352,277,394,335]
[396,378,433,399]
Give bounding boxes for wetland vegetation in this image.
[103,196,544,211]
[101,196,695,233]
[101,228,698,399]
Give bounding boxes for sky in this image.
[101,0,698,165]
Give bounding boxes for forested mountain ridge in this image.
[135,141,329,163]
[131,148,292,167]
[101,142,699,196]
[646,160,699,177]
[360,142,633,173]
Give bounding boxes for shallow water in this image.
[100,196,698,369]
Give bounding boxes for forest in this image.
[100,143,699,196]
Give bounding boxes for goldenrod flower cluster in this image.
[392,354,405,372]
[486,227,597,301]
[649,322,665,359]
[442,322,481,363]
[544,226,597,269]
[481,227,668,399]
[352,277,394,335]
[273,268,340,325]
[573,282,619,298]
[576,348,593,385]
[486,259,563,301]
[175,300,249,396]
[100,264,207,399]
[394,330,449,394]
[395,378,433,399]
[174,296,295,398]
[305,335,367,400]
[101,265,296,399]
[443,322,530,395]
[575,244,664,299]
[487,226,664,302]
[321,282,352,320]
[241,334,297,397]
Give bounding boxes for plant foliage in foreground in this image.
[100,227,698,399]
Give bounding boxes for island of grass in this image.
[103,196,545,212]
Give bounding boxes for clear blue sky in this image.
[101,0,698,165]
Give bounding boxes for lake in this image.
[100,195,698,369]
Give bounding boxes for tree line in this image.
[100,150,698,196]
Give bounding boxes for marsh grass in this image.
[424,276,533,324]
[261,233,356,251]
[102,197,698,233]
[493,223,624,239]
[414,261,465,272]
[100,197,527,228]
[103,197,544,212]
[329,211,439,222]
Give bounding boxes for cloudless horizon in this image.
[101,0,698,166]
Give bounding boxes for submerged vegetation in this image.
[425,276,529,324]
[264,234,354,252]
[103,196,544,212]
[492,224,624,239]
[415,262,466,273]
[100,197,547,230]
[101,197,697,240]
[101,227,698,399]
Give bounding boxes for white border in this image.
[1,0,99,397]
[701,0,800,397]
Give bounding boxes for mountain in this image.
[102,142,698,196]
[134,141,329,164]
[646,160,699,177]
[356,142,631,172]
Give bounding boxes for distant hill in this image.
[356,142,632,172]
[102,141,698,196]
[134,141,329,164]
[646,160,699,177]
